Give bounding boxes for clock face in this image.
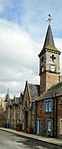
[49,65,56,72]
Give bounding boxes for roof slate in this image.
[29,84,40,101]
[43,24,55,49]
[38,24,60,57]
[40,82,62,100]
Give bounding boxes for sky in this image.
[0,0,62,98]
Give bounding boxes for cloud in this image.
[0,19,40,71]
[0,0,62,41]
[19,0,62,41]
[54,38,62,74]
[0,18,40,97]
[0,18,62,98]
[0,0,62,98]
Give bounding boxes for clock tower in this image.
[38,21,61,95]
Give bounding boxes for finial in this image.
[47,14,52,25]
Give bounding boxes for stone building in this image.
[36,22,62,138]
[0,97,7,126]
[5,19,62,138]
[5,81,40,132]
[22,81,40,132]
[38,24,61,94]
[5,93,23,129]
[36,82,62,138]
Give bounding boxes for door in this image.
[25,111,28,129]
[36,119,41,135]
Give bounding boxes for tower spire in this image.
[38,15,61,57]
[40,14,59,52]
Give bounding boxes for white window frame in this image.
[48,120,52,132]
[48,100,52,112]
[44,99,52,112]
[45,101,48,112]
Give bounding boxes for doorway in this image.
[25,111,28,129]
[36,118,41,135]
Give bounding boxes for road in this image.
[0,130,62,149]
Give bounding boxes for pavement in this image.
[0,127,62,147]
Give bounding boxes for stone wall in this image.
[0,98,7,126]
[40,72,60,95]
[46,72,60,90]
[59,76,62,82]
[40,73,46,94]
[57,97,62,138]
[37,100,53,136]
[37,97,62,138]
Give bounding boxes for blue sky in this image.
[0,0,62,97]
[0,0,62,40]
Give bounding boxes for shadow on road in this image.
[16,137,62,149]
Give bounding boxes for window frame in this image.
[48,100,52,112]
[46,119,52,132]
[44,99,52,113]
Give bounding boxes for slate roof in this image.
[39,24,60,56]
[43,25,55,49]
[29,84,40,101]
[40,82,62,100]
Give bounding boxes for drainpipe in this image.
[53,98,54,137]
[55,93,58,138]
[35,100,37,134]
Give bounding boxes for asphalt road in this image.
[0,130,62,149]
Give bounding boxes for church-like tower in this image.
[38,22,61,95]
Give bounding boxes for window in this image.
[49,100,52,112]
[46,119,52,132]
[45,101,48,112]
[44,99,52,112]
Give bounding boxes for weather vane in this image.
[47,14,52,25]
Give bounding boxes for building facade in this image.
[5,93,23,129]
[5,21,62,138]
[36,23,62,138]
[0,97,7,126]
[36,82,62,138]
